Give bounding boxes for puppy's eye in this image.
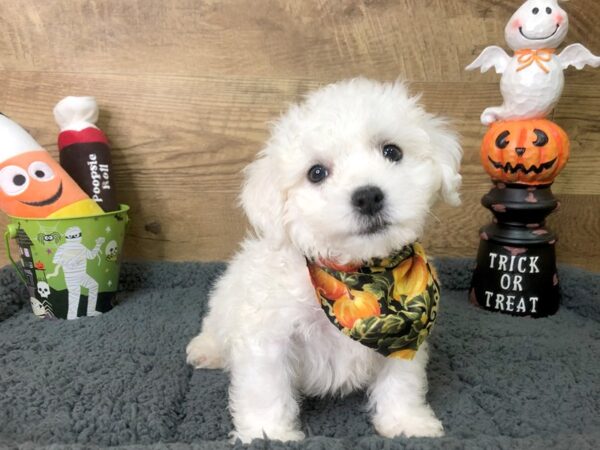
[382,144,403,162]
[307,164,329,183]
[532,7,539,14]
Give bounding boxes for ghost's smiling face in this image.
[505,0,568,50]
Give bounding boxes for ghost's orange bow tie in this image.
[515,48,557,74]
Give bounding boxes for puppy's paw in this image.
[185,332,224,369]
[230,428,305,444]
[373,404,444,438]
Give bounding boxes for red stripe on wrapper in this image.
[58,127,108,150]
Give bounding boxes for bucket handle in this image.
[4,224,28,285]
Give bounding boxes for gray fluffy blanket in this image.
[0,259,598,450]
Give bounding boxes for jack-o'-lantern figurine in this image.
[481,119,569,185]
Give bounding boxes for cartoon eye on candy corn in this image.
[0,113,103,218]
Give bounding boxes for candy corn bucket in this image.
[4,205,129,319]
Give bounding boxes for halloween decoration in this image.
[481,119,569,185]
[465,0,594,317]
[54,96,119,212]
[1,106,130,320]
[470,184,561,317]
[0,114,103,218]
[466,0,600,125]
[4,205,129,319]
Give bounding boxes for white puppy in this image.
[186,78,462,443]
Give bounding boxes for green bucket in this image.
[4,205,129,320]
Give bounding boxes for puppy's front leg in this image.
[368,344,444,438]
[229,338,304,443]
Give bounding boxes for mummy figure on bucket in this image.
[48,227,105,319]
[466,0,600,125]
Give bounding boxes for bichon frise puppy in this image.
[186,78,462,443]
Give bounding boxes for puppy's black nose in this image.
[352,185,385,216]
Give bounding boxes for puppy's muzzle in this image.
[352,185,385,216]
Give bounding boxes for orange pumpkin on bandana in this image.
[307,243,440,360]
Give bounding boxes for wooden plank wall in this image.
[0,0,598,270]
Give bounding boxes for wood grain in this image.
[423,192,600,271]
[0,0,598,271]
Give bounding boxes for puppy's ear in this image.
[240,149,286,242]
[425,118,463,206]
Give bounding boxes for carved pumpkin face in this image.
[481,119,569,185]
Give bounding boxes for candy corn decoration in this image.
[54,97,118,212]
[0,114,103,218]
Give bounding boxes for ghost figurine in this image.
[466,0,600,125]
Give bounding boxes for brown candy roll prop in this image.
[53,97,118,212]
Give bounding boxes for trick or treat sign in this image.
[471,238,559,318]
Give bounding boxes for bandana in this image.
[515,48,556,74]
[307,243,440,360]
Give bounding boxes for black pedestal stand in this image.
[470,182,560,317]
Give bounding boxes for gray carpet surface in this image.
[0,259,599,450]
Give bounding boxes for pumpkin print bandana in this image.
[307,243,440,360]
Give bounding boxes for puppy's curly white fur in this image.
[187,78,462,443]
